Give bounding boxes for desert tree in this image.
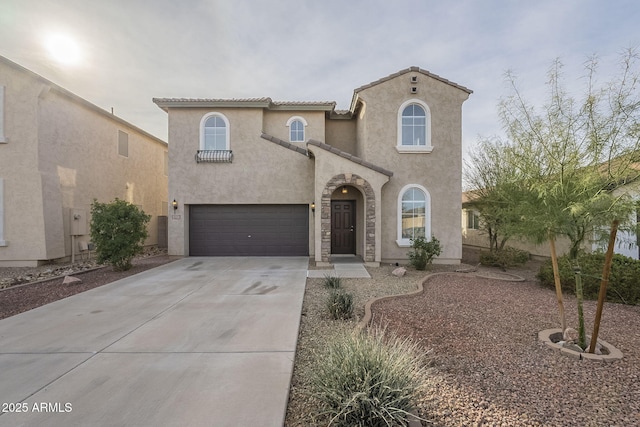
[495,48,640,348]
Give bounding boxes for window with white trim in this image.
[286,116,307,142]
[0,85,6,143]
[466,209,480,230]
[397,99,432,153]
[397,184,431,246]
[200,113,230,150]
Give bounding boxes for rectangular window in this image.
[0,86,6,143]
[466,210,480,230]
[0,178,6,246]
[118,130,129,157]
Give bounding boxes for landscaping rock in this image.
[392,267,407,277]
[563,327,579,343]
[62,275,83,285]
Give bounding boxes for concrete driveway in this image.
[0,257,308,427]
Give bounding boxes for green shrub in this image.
[537,252,640,305]
[326,290,354,320]
[480,247,530,269]
[323,274,342,289]
[408,236,442,270]
[90,198,151,271]
[311,329,427,426]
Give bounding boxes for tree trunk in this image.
[574,266,587,349]
[589,220,619,353]
[548,235,567,332]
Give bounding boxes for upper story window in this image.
[397,99,432,153]
[118,130,128,157]
[201,112,230,150]
[286,116,307,142]
[397,184,431,247]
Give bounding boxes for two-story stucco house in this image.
[0,56,168,266]
[154,67,471,266]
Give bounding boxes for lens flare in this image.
[45,33,81,66]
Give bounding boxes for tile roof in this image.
[354,66,473,95]
[153,97,335,111]
[307,140,393,177]
[260,133,309,156]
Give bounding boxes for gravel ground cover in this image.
[286,254,639,426]
[371,274,640,426]
[3,250,637,426]
[0,252,177,320]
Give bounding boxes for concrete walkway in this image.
[307,255,371,279]
[0,257,308,427]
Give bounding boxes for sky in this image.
[1,0,639,159]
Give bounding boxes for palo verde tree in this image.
[464,137,529,252]
[90,198,151,271]
[493,49,640,349]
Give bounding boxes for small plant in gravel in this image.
[326,290,354,320]
[310,328,427,426]
[323,274,342,289]
[408,236,442,270]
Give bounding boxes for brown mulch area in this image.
[0,255,178,320]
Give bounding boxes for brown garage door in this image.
[189,205,309,256]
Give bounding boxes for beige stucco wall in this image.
[161,68,470,263]
[354,72,470,263]
[461,210,576,259]
[262,110,325,143]
[0,57,168,266]
[167,107,315,256]
[325,118,357,154]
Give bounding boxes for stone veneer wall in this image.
[321,173,376,262]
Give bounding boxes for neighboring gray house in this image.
[154,67,471,266]
[0,56,168,266]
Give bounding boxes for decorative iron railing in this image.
[195,150,233,163]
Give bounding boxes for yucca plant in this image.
[323,274,342,289]
[311,328,428,426]
[326,290,354,320]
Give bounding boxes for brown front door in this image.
[331,200,356,254]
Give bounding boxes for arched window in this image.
[397,100,432,152]
[286,116,307,142]
[397,184,431,246]
[200,113,229,150]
